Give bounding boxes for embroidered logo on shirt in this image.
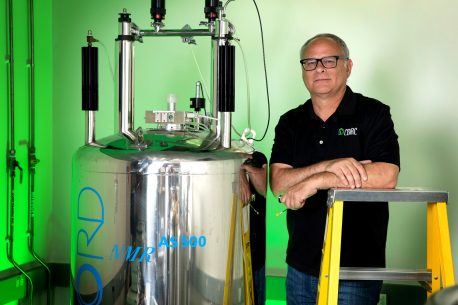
[338,127,358,136]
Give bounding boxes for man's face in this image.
[301,37,353,98]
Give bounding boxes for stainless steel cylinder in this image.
[118,14,136,142]
[71,133,247,305]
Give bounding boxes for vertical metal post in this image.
[85,111,97,145]
[82,33,102,148]
[117,10,137,143]
[213,7,233,149]
[220,112,231,148]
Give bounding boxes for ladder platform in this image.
[339,267,432,281]
[327,188,448,207]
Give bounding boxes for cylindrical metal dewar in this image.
[71,134,246,305]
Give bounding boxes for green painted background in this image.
[2,0,458,300]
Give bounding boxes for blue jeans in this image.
[286,265,382,305]
[253,266,266,305]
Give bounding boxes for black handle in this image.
[82,46,99,111]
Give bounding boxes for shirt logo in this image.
[338,127,358,136]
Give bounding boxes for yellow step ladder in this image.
[317,188,455,305]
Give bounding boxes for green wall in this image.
[2,0,458,295]
[0,0,53,276]
[52,0,458,277]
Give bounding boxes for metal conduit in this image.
[26,0,53,303]
[5,0,34,304]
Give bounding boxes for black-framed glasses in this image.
[300,56,349,71]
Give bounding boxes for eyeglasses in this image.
[300,55,349,71]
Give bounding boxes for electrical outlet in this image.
[378,293,387,305]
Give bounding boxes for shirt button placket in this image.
[319,124,326,145]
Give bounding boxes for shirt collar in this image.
[305,86,356,122]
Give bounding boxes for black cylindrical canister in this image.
[82,46,99,111]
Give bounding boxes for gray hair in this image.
[300,33,350,59]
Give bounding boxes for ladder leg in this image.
[241,202,254,305]
[317,205,334,305]
[223,194,238,305]
[318,200,344,305]
[427,202,441,296]
[328,200,344,305]
[435,202,455,287]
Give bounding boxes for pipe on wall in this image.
[5,0,35,303]
[26,0,53,303]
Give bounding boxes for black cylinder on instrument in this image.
[82,46,98,111]
[217,44,235,112]
[204,0,219,22]
[151,0,166,22]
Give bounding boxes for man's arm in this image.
[280,162,399,209]
[361,162,399,189]
[270,158,371,197]
[270,163,323,197]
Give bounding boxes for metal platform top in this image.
[339,267,432,281]
[327,188,448,207]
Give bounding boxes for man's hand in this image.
[279,178,318,210]
[239,170,252,205]
[322,158,371,188]
[242,163,267,197]
[241,163,266,177]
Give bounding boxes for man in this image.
[240,151,268,305]
[270,33,400,305]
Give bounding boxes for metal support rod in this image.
[27,0,53,302]
[213,7,233,149]
[219,112,231,148]
[5,0,34,303]
[82,32,104,148]
[85,111,102,146]
[83,106,100,147]
[117,11,137,143]
[139,29,212,37]
[213,39,221,141]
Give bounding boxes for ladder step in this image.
[339,268,432,281]
[327,188,448,207]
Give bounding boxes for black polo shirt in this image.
[270,86,400,277]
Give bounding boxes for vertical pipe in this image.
[85,111,98,145]
[220,112,231,148]
[117,10,137,143]
[26,0,53,302]
[217,44,235,148]
[82,38,103,147]
[212,10,223,146]
[213,7,233,149]
[5,0,34,303]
